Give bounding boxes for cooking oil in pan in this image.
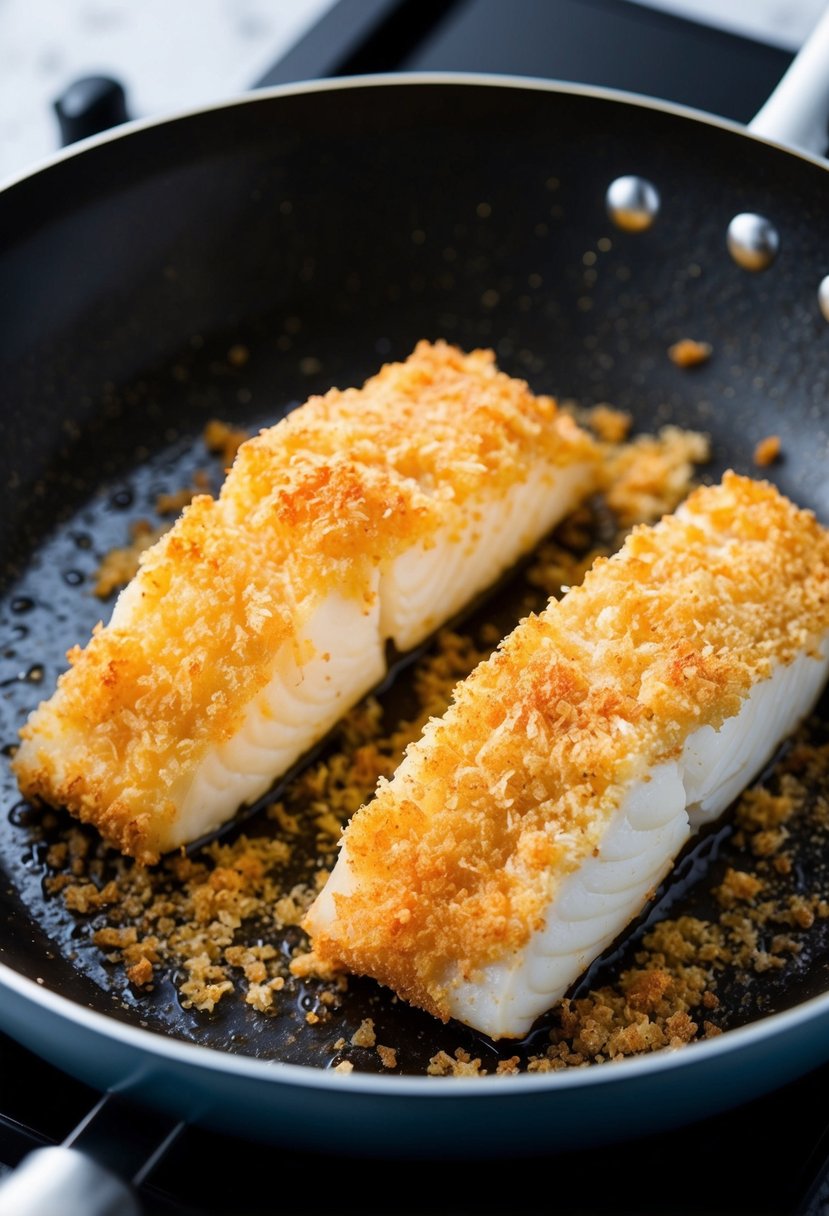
[3,354,829,1076]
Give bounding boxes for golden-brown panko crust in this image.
[307,473,829,1022]
[13,340,599,862]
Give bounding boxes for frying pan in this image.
[3,6,829,1207]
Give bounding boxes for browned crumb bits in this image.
[350,1018,377,1048]
[155,487,197,516]
[754,434,781,467]
[63,881,119,913]
[588,404,631,444]
[40,412,829,1078]
[715,868,764,908]
[602,426,710,529]
[203,418,250,465]
[126,957,154,988]
[377,1045,398,1069]
[94,520,166,598]
[427,1049,485,1077]
[227,344,250,368]
[667,338,712,368]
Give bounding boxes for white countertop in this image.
[629,0,826,48]
[0,0,336,183]
[1,0,826,184]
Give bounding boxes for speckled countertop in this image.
[0,0,826,183]
[0,0,335,183]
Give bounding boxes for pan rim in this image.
[2,952,829,1096]
[3,66,829,1105]
[1,68,828,201]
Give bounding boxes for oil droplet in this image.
[8,801,32,826]
[63,570,84,587]
[110,488,133,510]
[25,664,44,683]
[11,597,34,614]
[72,531,93,550]
[1,742,18,758]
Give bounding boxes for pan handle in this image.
[749,2,829,156]
[0,1146,140,1216]
[0,1090,182,1215]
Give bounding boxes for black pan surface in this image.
[2,76,829,1099]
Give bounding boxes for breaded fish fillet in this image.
[13,341,599,863]
[304,473,829,1040]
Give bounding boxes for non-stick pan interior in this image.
[3,80,829,555]
[3,79,829,1077]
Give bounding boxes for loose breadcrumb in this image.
[668,339,712,368]
[350,1018,377,1048]
[155,487,198,516]
[227,344,250,368]
[715,868,764,907]
[602,426,711,528]
[754,435,781,467]
[126,957,154,987]
[93,520,166,599]
[203,418,250,466]
[588,405,632,444]
[27,394,829,1075]
[377,1045,398,1069]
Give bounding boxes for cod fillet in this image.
[13,341,599,863]
[305,473,829,1039]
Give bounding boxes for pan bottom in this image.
[3,341,829,1078]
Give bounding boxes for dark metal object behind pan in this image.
[3,10,829,1177]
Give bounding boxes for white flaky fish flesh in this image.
[13,340,599,862]
[304,472,829,1039]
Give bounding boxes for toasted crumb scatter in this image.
[93,926,137,950]
[28,402,829,1076]
[495,1056,521,1076]
[203,418,250,465]
[93,520,166,598]
[588,404,631,444]
[289,950,341,982]
[377,1045,398,1069]
[155,487,198,516]
[667,338,712,368]
[227,344,250,368]
[245,981,282,1012]
[127,956,154,987]
[63,880,119,913]
[427,1049,485,1077]
[715,868,764,907]
[754,434,781,467]
[602,425,711,528]
[350,1018,377,1048]
[46,842,67,869]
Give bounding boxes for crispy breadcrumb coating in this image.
[306,474,829,1022]
[13,341,598,863]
